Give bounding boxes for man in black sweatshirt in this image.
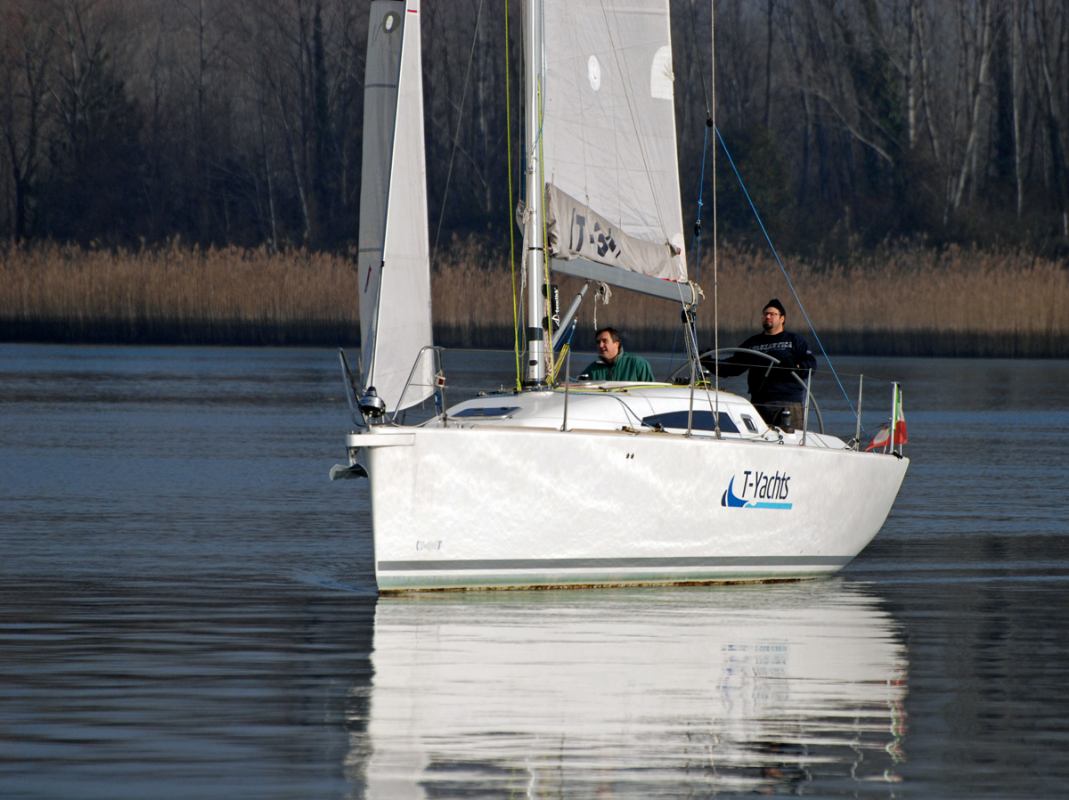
[702,298,816,430]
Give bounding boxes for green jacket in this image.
[582,350,655,382]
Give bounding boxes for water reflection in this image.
[350,580,907,797]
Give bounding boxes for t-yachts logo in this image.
[721,470,793,510]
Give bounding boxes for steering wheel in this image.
[669,347,824,434]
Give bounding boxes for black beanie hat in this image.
[764,298,786,315]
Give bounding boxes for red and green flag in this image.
[866,384,908,452]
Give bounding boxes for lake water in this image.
[2,343,1068,798]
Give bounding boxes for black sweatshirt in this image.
[702,331,817,403]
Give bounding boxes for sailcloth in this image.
[541,0,687,285]
[357,0,434,414]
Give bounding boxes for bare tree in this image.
[0,2,55,240]
[1029,0,1069,234]
[948,0,994,213]
[1,0,1067,251]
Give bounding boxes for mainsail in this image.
[539,0,690,300]
[357,0,434,414]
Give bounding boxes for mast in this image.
[523,0,547,385]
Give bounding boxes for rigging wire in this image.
[684,1,850,426]
[690,125,711,284]
[685,0,712,286]
[667,0,714,379]
[504,0,522,390]
[676,1,719,424]
[431,0,486,261]
[537,47,555,382]
[711,0,720,411]
[714,125,856,414]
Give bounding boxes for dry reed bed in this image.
[2,241,1066,351]
[577,246,1069,336]
[0,243,357,326]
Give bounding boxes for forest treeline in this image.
[2,0,1069,258]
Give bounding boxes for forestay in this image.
[540,0,688,290]
[357,0,434,414]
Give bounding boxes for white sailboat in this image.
[333,0,909,593]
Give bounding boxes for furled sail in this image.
[540,0,689,297]
[357,0,434,414]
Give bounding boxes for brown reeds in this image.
[597,245,1069,356]
[1,240,1066,355]
[439,243,1069,356]
[0,241,359,345]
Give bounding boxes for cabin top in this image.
[427,384,845,450]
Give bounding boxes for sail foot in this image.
[546,184,686,282]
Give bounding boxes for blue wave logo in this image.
[720,472,794,510]
[721,477,749,507]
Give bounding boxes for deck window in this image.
[642,411,739,433]
[451,406,520,419]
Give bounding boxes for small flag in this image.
[865,423,891,452]
[892,385,908,447]
[866,385,908,452]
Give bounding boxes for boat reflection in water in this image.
[348,580,907,797]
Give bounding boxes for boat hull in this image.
[358,426,908,592]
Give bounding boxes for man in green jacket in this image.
[580,327,655,382]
